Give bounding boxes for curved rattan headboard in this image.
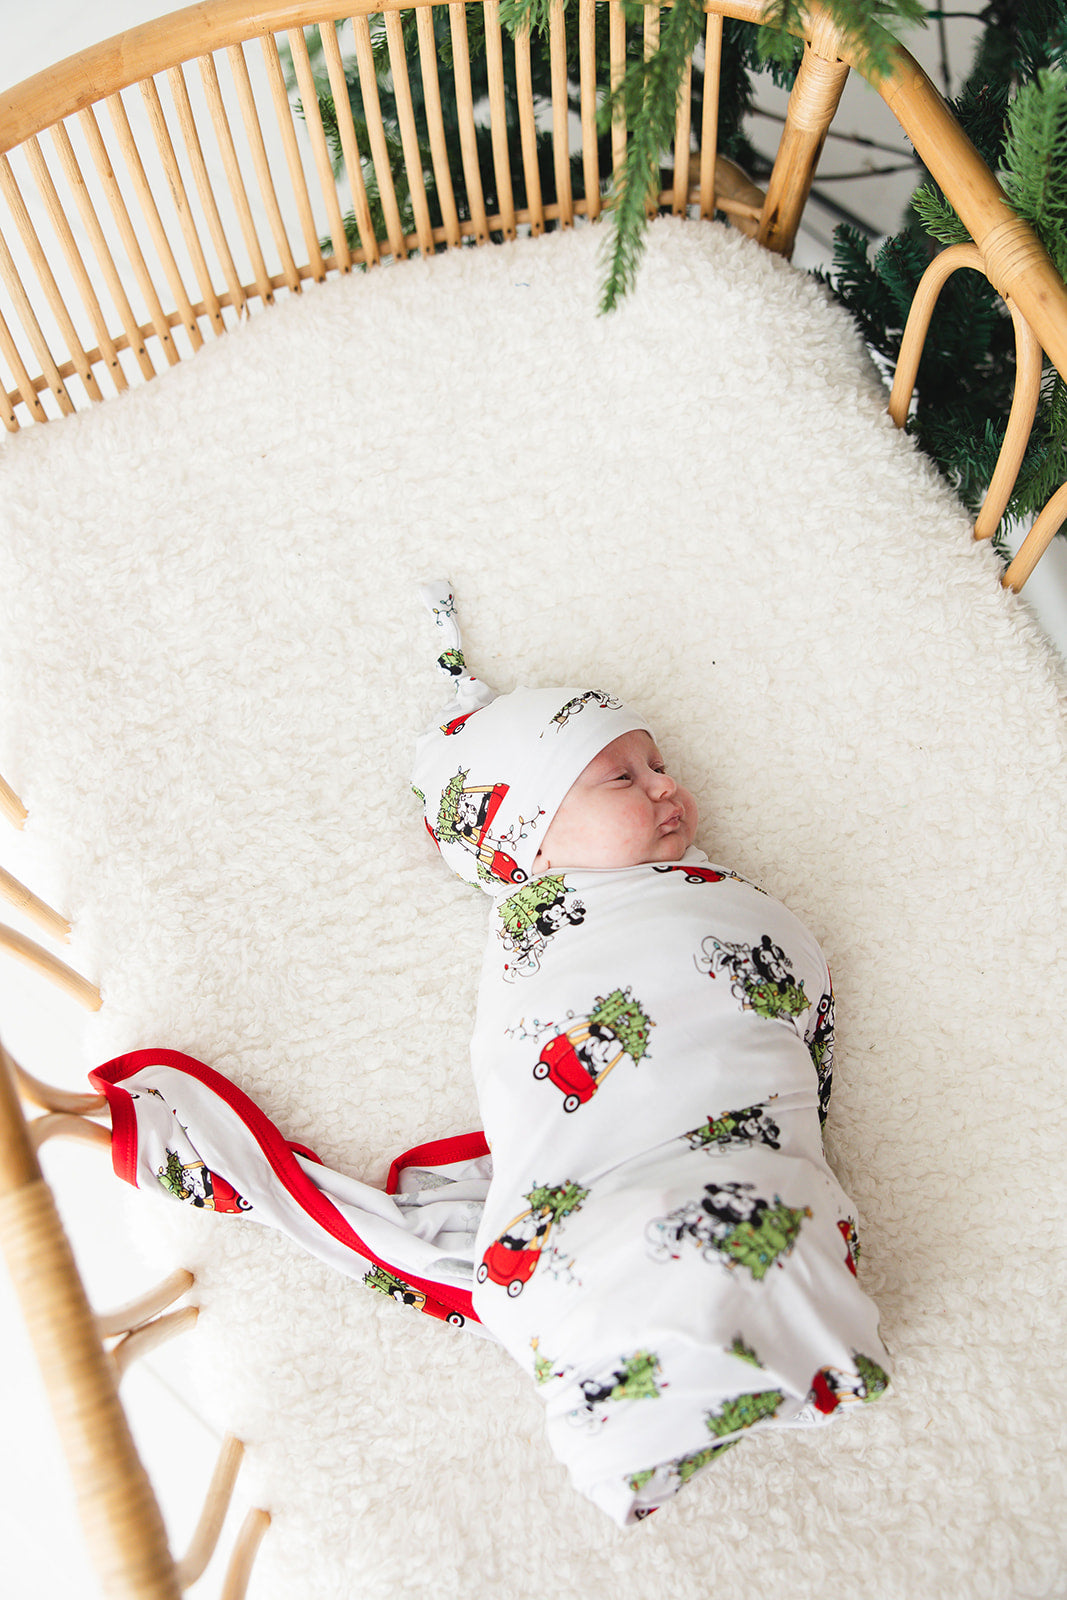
[1,5,1066,1596]
[1,1,1064,587]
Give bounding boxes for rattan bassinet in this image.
[1,4,1066,1598]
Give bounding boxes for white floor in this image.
[1,6,1065,1598]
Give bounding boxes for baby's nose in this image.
[651,770,676,798]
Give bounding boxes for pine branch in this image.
[911,181,972,242]
[1001,67,1067,279]
[596,0,707,311]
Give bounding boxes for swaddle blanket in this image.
[419,583,890,1521]
[91,584,891,1528]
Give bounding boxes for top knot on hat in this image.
[411,582,652,895]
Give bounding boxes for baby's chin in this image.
[644,833,693,865]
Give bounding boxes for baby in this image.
[92,582,890,1531]
[412,583,891,1524]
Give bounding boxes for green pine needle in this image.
[911,182,972,244]
[1001,68,1067,281]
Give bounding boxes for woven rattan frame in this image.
[2,4,1067,1595]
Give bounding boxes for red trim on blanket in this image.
[89,1050,481,1324]
[386,1130,491,1195]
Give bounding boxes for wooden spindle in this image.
[260,33,326,281]
[482,0,516,241]
[105,90,205,350]
[196,53,274,306]
[138,78,225,336]
[29,1112,111,1153]
[226,42,301,294]
[643,4,660,215]
[50,120,156,378]
[22,134,128,392]
[549,0,572,226]
[219,1506,271,1600]
[384,11,436,255]
[174,1435,244,1590]
[0,153,102,404]
[672,55,692,214]
[351,14,408,260]
[0,772,28,826]
[1,378,19,430]
[77,104,181,365]
[319,21,379,265]
[166,63,247,318]
[974,301,1043,540]
[1003,479,1067,591]
[0,923,101,1010]
[286,26,352,271]
[610,0,626,181]
[448,3,489,243]
[0,301,46,422]
[699,11,723,219]
[414,6,461,248]
[96,1269,195,1340]
[0,865,70,942]
[111,1305,199,1380]
[513,23,544,236]
[579,0,600,218]
[0,219,75,413]
[12,1056,105,1117]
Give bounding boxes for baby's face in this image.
[534,730,698,872]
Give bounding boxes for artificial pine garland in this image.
[822,3,1067,545]
[288,0,1067,543]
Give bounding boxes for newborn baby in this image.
[412,583,891,1525]
[93,581,890,1532]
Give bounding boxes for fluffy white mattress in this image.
[2,217,1065,1600]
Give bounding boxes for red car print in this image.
[533,1027,625,1112]
[477,1238,543,1296]
[652,864,725,885]
[419,1292,467,1328]
[441,711,477,736]
[456,782,526,884]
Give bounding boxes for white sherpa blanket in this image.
[1,217,1065,1600]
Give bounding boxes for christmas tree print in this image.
[437,647,465,676]
[156,1148,188,1200]
[729,1335,763,1368]
[363,1265,415,1299]
[698,935,809,1023]
[500,877,570,940]
[855,1352,890,1401]
[705,1389,785,1439]
[609,1350,663,1402]
[589,989,654,1063]
[684,1106,781,1153]
[627,1438,737,1500]
[576,1350,665,1418]
[436,771,469,845]
[530,1337,561,1386]
[497,877,586,977]
[717,1197,811,1280]
[646,1182,810,1279]
[524,1180,590,1224]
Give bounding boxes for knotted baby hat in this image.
[412,582,651,894]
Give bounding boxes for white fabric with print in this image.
[466,850,890,1524]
